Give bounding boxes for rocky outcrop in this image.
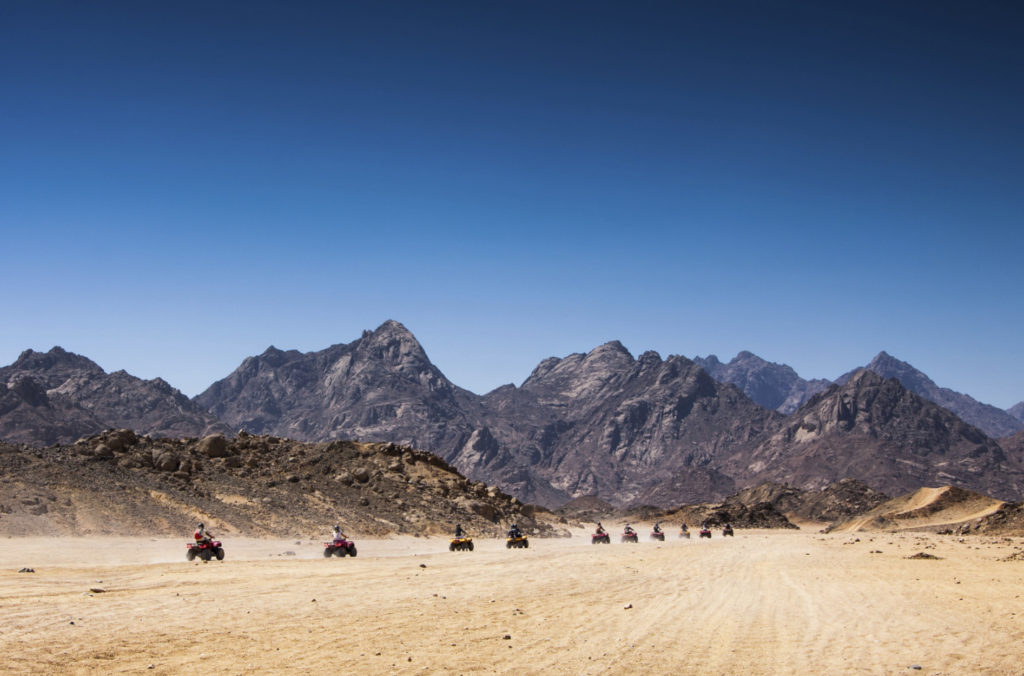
[0,347,229,443]
[0,433,565,537]
[694,351,830,414]
[837,351,1023,439]
[735,370,1024,501]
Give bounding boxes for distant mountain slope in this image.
[837,351,1023,438]
[1008,402,1024,423]
[0,375,105,445]
[735,370,1024,501]
[0,347,228,443]
[694,351,830,414]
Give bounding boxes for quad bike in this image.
[679,529,691,539]
[621,531,639,544]
[506,535,529,549]
[323,538,358,557]
[699,528,712,539]
[722,525,734,537]
[591,532,611,545]
[186,540,224,562]
[650,530,665,542]
[449,537,474,552]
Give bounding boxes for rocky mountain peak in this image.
[354,320,430,369]
[7,347,105,387]
[839,351,1024,438]
[694,350,830,415]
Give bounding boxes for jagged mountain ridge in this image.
[0,348,228,443]
[694,351,831,414]
[195,325,780,507]
[838,351,1023,439]
[5,324,1023,508]
[733,370,1024,501]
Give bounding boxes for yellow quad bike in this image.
[449,537,474,552]
[506,535,529,549]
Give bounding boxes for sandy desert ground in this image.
[2,527,1023,675]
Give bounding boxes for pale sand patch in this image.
[2,530,1023,674]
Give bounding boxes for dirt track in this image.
[2,529,1023,674]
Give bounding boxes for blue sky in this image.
[2,1,1022,408]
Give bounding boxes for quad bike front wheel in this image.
[347,545,357,557]
[323,548,333,558]
[186,549,196,561]
[215,548,225,561]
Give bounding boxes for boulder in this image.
[152,449,180,472]
[199,434,230,458]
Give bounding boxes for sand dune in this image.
[3,528,1024,674]
[831,486,1005,533]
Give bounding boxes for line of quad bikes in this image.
[185,525,733,561]
[593,524,734,544]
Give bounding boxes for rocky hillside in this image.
[735,370,1024,501]
[694,351,830,414]
[1009,402,1024,423]
[837,351,1023,439]
[0,430,564,538]
[0,347,228,443]
[723,479,890,523]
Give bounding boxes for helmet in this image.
[197,523,204,530]
[333,525,340,531]
[511,523,517,528]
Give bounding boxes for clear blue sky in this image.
[2,1,1022,408]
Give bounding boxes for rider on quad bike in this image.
[194,523,213,546]
[595,522,606,536]
[331,524,348,544]
[623,523,636,536]
[653,521,663,534]
[680,522,689,534]
[507,523,523,539]
[454,523,466,538]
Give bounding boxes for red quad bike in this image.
[621,531,639,544]
[650,530,665,542]
[591,532,611,545]
[323,538,358,558]
[722,525,734,537]
[699,528,712,539]
[186,540,224,562]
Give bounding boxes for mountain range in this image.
[3,321,1022,507]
